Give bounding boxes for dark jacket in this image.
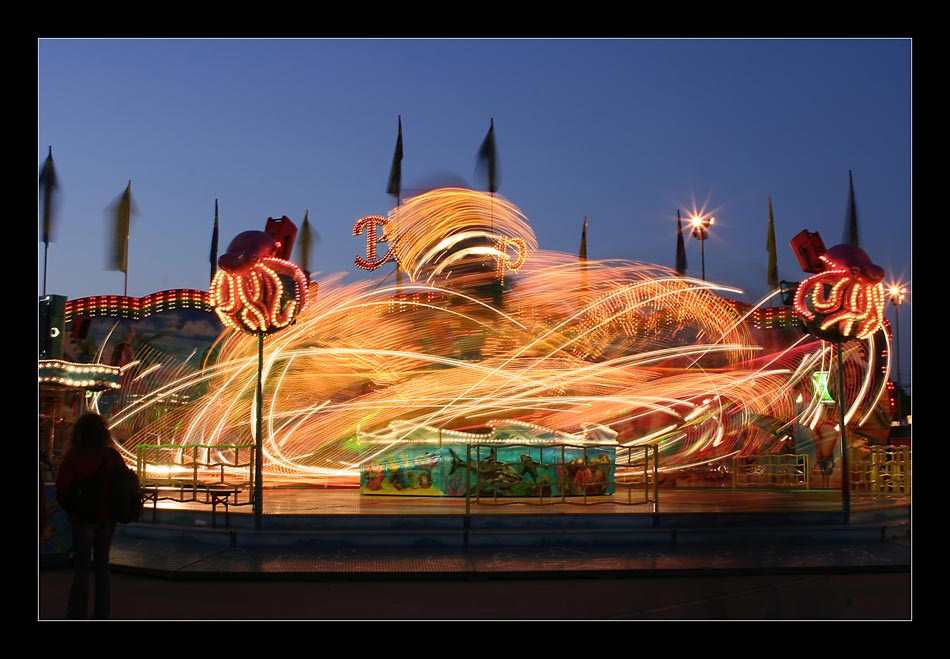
[55,446,119,524]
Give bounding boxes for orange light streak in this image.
[102,190,890,486]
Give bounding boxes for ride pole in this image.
[837,341,851,523]
[254,333,264,529]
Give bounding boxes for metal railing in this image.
[135,443,255,494]
[732,454,810,489]
[850,445,911,497]
[731,446,912,496]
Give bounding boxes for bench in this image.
[140,484,242,528]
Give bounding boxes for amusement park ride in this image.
[38,188,902,506]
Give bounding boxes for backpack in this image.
[108,449,143,524]
[62,462,106,523]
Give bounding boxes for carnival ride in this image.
[51,188,894,488]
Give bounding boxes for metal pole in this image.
[254,333,264,529]
[894,303,902,421]
[701,239,706,281]
[43,243,49,297]
[837,342,851,522]
[652,445,659,513]
[464,444,471,516]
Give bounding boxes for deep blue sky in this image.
[37,38,912,388]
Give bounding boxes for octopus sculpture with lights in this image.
[209,227,310,335]
[793,243,886,343]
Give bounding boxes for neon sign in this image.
[495,236,528,275]
[811,371,835,404]
[210,228,310,335]
[353,215,395,270]
[793,244,886,342]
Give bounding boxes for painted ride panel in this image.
[360,443,616,497]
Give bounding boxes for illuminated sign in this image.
[793,243,885,341]
[210,227,310,335]
[495,236,528,277]
[210,258,309,334]
[811,371,835,404]
[38,360,121,391]
[354,215,395,270]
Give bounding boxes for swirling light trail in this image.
[100,189,889,485]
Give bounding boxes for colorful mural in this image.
[361,441,616,497]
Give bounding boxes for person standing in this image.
[55,413,120,619]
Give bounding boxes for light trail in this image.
[98,189,890,485]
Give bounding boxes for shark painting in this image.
[448,447,522,494]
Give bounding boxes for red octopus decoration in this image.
[210,227,310,335]
[793,243,886,342]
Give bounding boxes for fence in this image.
[850,445,911,497]
[733,454,809,489]
[731,446,912,496]
[135,443,255,492]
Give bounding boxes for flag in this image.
[39,146,59,245]
[210,199,219,282]
[297,209,316,278]
[767,197,779,290]
[676,209,688,275]
[108,181,133,273]
[387,116,403,198]
[477,117,499,193]
[579,216,589,308]
[579,216,588,261]
[844,169,859,246]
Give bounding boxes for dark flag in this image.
[844,170,859,246]
[387,116,403,199]
[476,117,499,193]
[767,197,779,290]
[210,199,219,282]
[39,146,59,245]
[676,209,688,275]
[579,216,588,261]
[579,216,589,307]
[109,180,134,274]
[297,209,320,280]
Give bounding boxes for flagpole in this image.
[387,116,404,296]
[39,146,58,298]
[43,243,49,297]
[846,170,859,246]
[395,196,402,297]
[579,216,588,309]
[124,236,128,296]
[211,199,220,284]
[767,197,778,307]
[478,118,497,233]
[675,209,688,277]
[125,180,130,296]
[116,179,132,297]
